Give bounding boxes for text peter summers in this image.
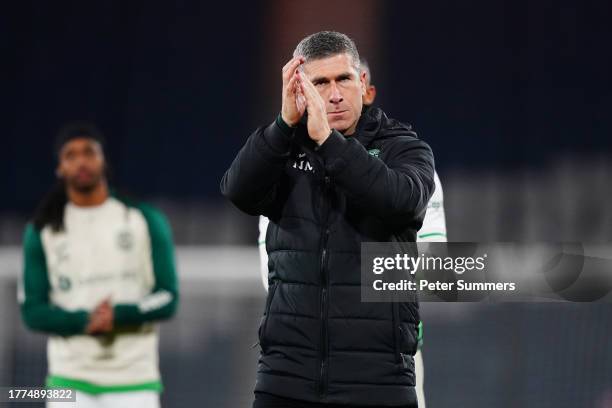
[372,279,516,292]
[370,253,516,292]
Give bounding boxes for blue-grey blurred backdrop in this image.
[1,1,611,407]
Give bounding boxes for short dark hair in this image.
[293,31,360,71]
[54,121,106,159]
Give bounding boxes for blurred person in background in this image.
[222,31,435,407]
[257,56,448,408]
[359,57,447,243]
[19,122,179,408]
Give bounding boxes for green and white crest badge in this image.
[58,275,72,291]
[117,230,134,251]
[367,148,381,157]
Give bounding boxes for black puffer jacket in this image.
[221,106,434,407]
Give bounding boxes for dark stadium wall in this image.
[1,0,610,244]
[380,1,611,171]
[2,1,264,211]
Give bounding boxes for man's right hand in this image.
[85,298,114,334]
[281,57,306,127]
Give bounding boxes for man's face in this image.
[56,138,105,193]
[302,53,366,135]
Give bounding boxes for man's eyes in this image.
[314,78,350,86]
[63,149,95,160]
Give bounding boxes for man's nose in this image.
[329,82,343,104]
[74,156,86,167]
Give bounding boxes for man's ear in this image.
[369,85,377,101]
[55,165,63,179]
[360,71,367,94]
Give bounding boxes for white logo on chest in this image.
[292,152,315,173]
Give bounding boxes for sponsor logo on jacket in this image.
[291,152,315,173]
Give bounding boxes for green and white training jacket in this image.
[19,197,178,395]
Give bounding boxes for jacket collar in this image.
[294,105,416,150]
[353,105,417,148]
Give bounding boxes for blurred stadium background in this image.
[2,1,611,407]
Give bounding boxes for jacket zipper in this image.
[318,175,331,397]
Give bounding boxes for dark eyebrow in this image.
[336,72,353,81]
[62,147,75,157]
[311,72,354,85]
[311,76,329,85]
